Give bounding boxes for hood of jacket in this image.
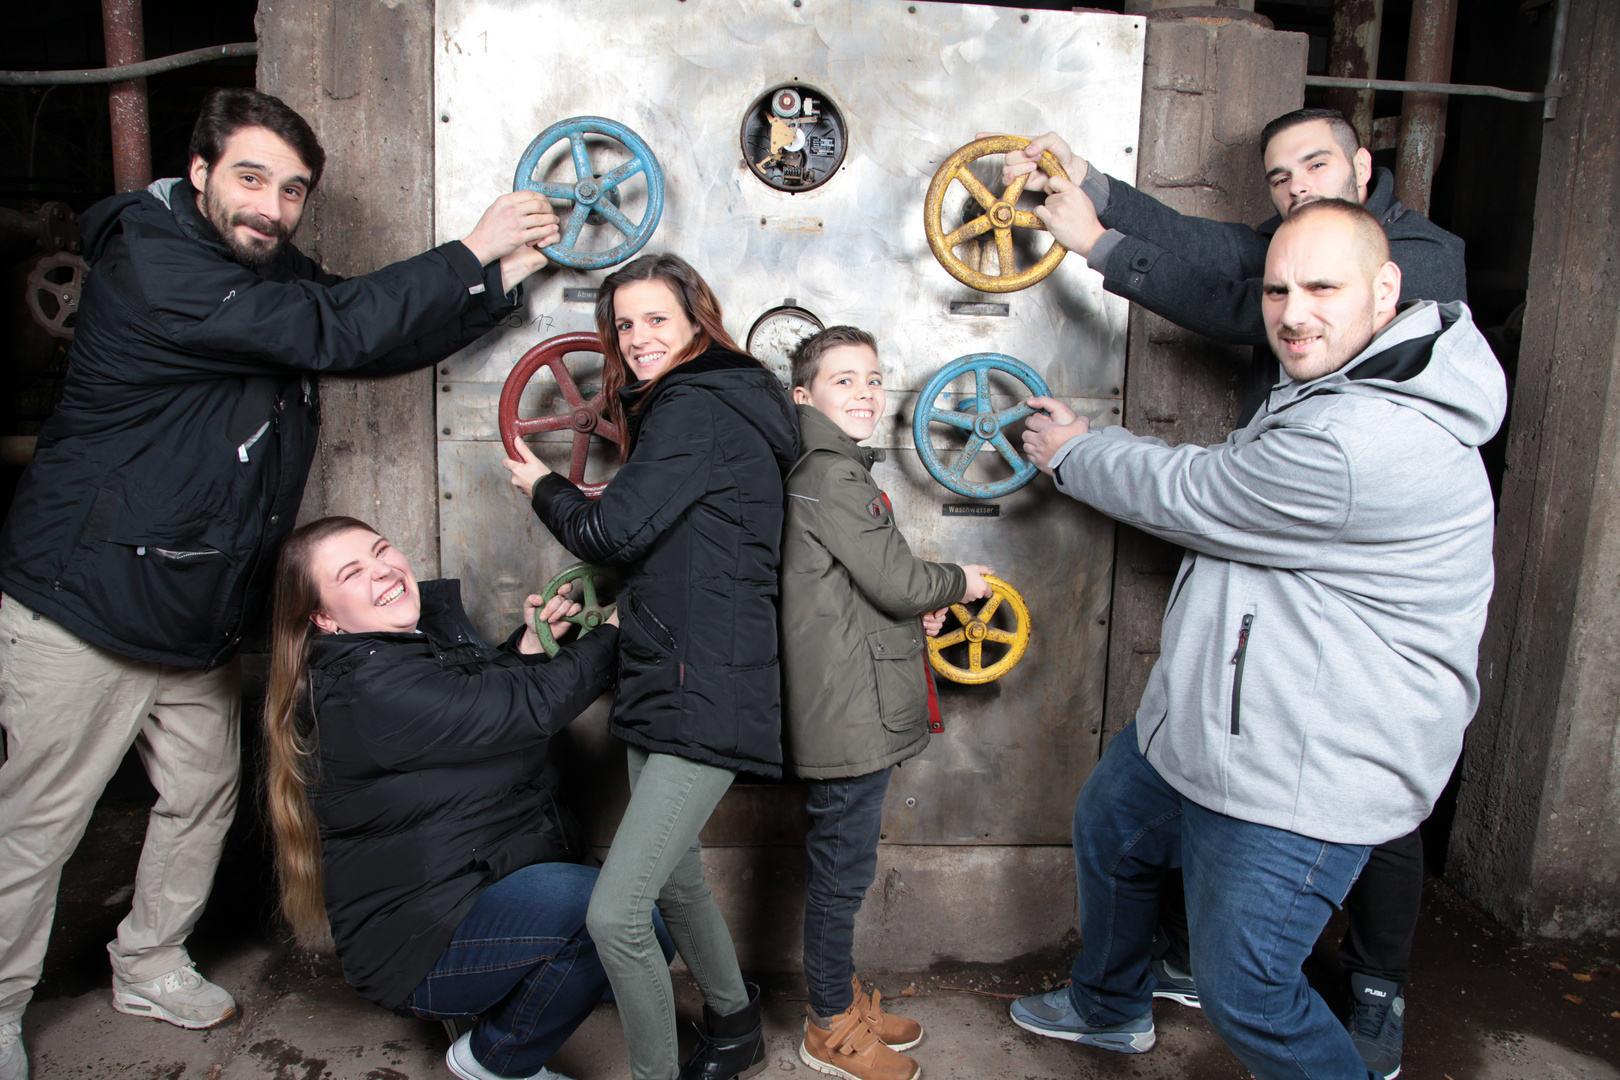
[78,176,310,283]
[793,402,882,472]
[1267,300,1507,449]
[623,343,800,474]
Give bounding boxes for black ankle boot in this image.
[679,981,766,1080]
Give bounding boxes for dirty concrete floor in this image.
[16,759,1620,1080]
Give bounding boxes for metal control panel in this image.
[434,0,1145,846]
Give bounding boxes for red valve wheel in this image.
[498,331,625,498]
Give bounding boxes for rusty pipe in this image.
[1306,74,1545,104]
[102,0,151,193]
[1323,0,1384,147]
[1393,0,1456,215]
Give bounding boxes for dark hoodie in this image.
[0,177,516,668]
[530,343,799,776]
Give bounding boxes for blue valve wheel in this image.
[513,116,664,271]
[912,353,1051,500]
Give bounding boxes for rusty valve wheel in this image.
[923,135,1069,294]
[26,252,89,340]
[535,562,621,657]
[499,331,625,499]
[927,574,1032,685]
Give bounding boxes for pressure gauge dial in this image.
[741,84,847,192]
[747,303,824,386]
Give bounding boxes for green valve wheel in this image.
[535,562,621,656]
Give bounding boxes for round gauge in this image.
[747,304,824,386]
[741,84,847,193]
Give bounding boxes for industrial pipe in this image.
[0,43,258,86]
[1322,0,1384,147]
[1305,74,1545,104]
[1392,0,1457,215]
[102,0,151,193]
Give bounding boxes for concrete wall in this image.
[1446,0,1620,940]
[1102,13,1306,743]
[257,0,443,578]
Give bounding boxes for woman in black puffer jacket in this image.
[261,515,667,1080]
[504,254,797,1080]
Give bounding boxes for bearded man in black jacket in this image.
[1003,108,1467,1080]
[0,88,558,1075]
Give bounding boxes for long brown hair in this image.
[594,254,746,459]
[262,514,377,950]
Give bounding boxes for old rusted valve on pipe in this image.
[927,574,1031,685]
[26,252,88,340]
[923,135,1068,293]
[499,331,625,498]
[912,353,1050,500]
[535,562,621,656]
[514,116,664,271]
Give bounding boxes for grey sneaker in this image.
[0,1020,26,1080]
[112,964,236,1029]
[1345,974,1404,1080]
[1151,956,1201,1009]
[1008,990,1155,1053]
[446,1031,576,1080]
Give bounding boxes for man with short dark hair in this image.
[1005,107,1465,419]
[1001,109,1468,1077]
[1007,200,1504,1080]
[0,88,558,1078]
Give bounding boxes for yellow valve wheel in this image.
[927,574,1031,685]
[923,135,1069,294]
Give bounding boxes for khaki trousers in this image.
[0,594,240,1022]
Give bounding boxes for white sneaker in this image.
[0,1020,26,1080]
[445,1031,575,1080]
[112,964,236,1029]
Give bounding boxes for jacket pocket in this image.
[619,592,676,663]
[1229,611,1255,735]
[867,624,927,731]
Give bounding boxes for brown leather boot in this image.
[852,975,923,1051]
[799,1005,920,1080]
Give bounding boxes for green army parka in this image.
[780,405,966,779]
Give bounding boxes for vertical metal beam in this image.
[1393,0,1456,214]
[1323,0,1384,147]
[101,0,152,192]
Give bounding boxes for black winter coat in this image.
[305,580,618,1012]
[530,345,799,777]
[0,178,517,668]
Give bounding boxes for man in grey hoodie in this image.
[1005,200,1505,1079]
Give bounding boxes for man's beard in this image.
[200,181,293,269]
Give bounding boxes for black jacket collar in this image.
[307,579,489,671]
[618,341,766,446]
[1256,166,1404,239]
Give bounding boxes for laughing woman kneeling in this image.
[262,515,655,1080]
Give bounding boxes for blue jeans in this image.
[1069,723,1375,1080]
[410,862,672,1079]
[802,767,892,1016]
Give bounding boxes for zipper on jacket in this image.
[1229,613,1253,735]
[237,420,270,463]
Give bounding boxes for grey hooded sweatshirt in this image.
[1050,301,1506,845]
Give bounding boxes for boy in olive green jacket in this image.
[780,326,991,1080]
